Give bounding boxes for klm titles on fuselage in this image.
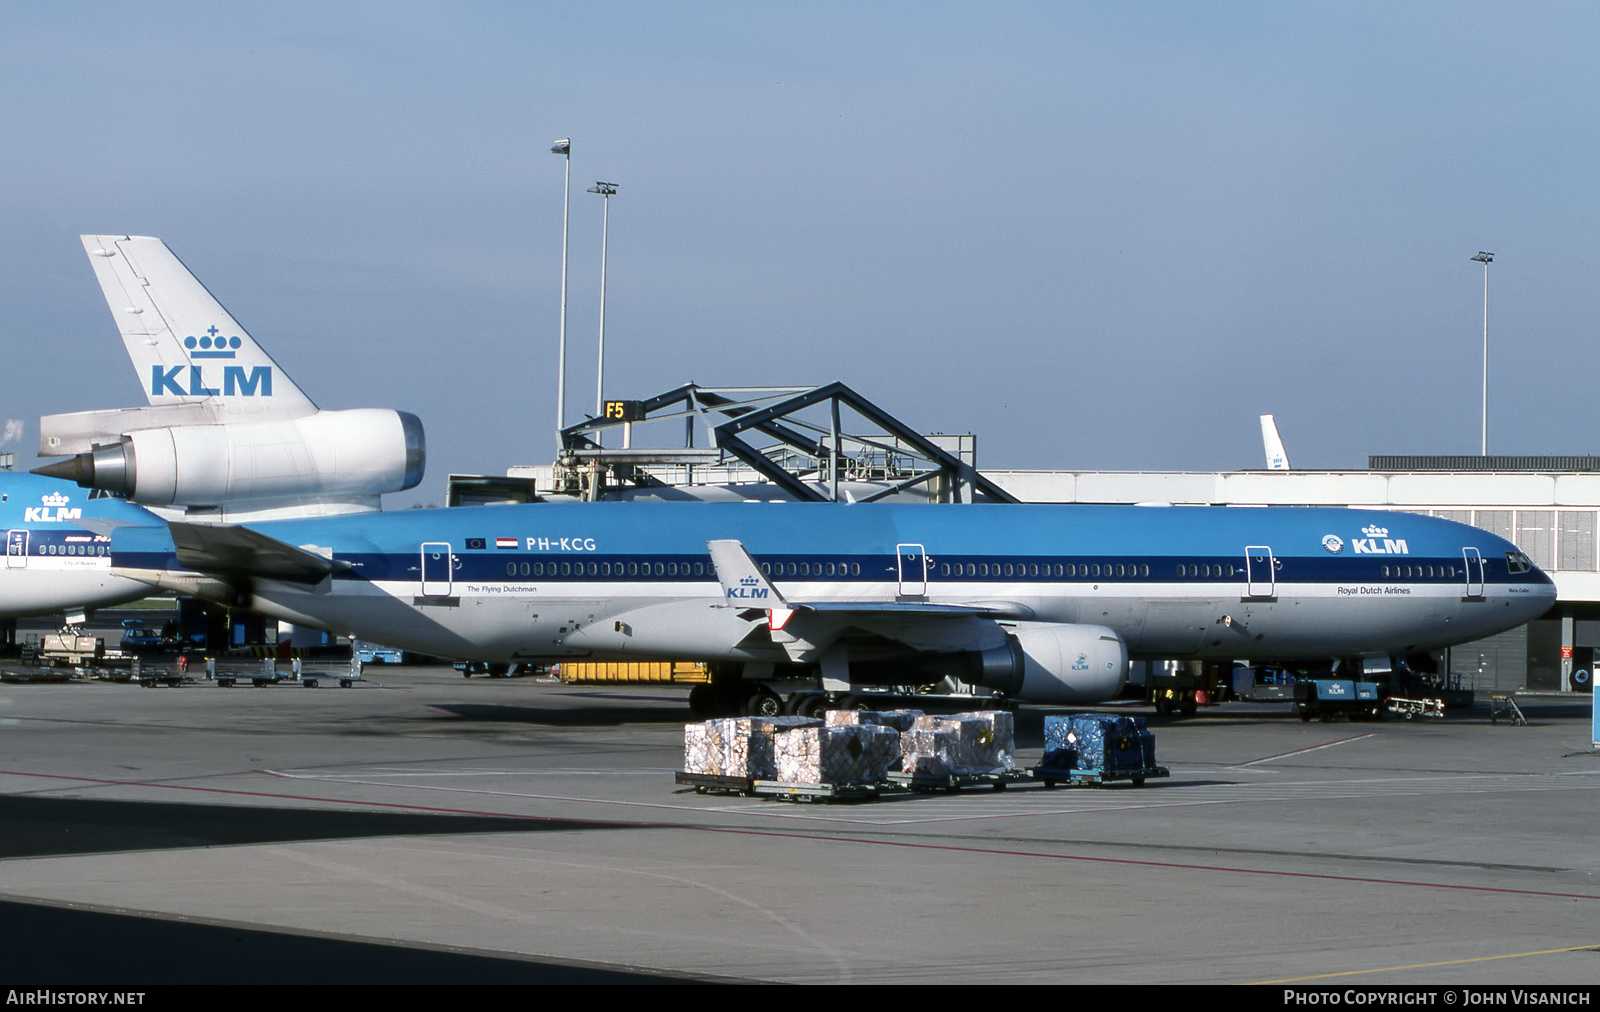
[1351,525,1408,556]
[23,492,81,523]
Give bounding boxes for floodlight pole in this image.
[552,139,572,452]
[1472,251,1494,456]
[588,182,619,420]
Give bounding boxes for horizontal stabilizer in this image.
[169,521,341,585]
[39,404,223,457]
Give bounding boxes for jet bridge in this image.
[524,382,1018,505]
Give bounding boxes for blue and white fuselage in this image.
[1,473,159,617]
[111,500,1555,704]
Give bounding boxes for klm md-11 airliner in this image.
[106,500,1555,711]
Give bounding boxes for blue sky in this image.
[3,2,1596,502]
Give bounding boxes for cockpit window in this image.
[1505,551,1533,574]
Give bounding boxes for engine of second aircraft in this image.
[963,622,1129,704]
[54,408,424,506]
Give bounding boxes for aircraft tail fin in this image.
[1260,414,1291,470]
[80,235,317,416]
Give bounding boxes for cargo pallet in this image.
[675,771,884,802]
[1030,764,1169,788]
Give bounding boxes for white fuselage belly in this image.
[0,558,149,617]
[241,575,1533,664]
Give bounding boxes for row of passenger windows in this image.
[489,557,1462,581]
[760,562,861,577]
[1380,565,1458,578]
[939,562,1155,578]
[36,544,107,556]
[505,561,713,577]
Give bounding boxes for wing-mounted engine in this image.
[964,622,1129,704]
[36,407,424,512]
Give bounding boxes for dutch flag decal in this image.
[496,537,518,550]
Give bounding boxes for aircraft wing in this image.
[168,521,342,585]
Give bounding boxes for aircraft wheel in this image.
[793,694,830,719]
[838,694,875,712]
[688,684,717,719]
[743,687,784,717]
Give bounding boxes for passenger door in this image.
[1462,547,1485,600]
[1245,545,1276,598]
[420,542,453,596]
[5,530,26,569]
[897,543,927,598]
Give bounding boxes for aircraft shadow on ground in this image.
[0,794,636,861]
[427,702,690,726]
[0,897,707,985]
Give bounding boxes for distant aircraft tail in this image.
[80,235,317,417]
[1260,414,1291,470]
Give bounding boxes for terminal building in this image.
[448,384,1593,697]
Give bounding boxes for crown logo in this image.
[1361,524,1389,537]
[184,325,241,359]
[41,492,69,507]
[739,576,759,586]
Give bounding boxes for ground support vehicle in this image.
[1148,660,1229,715]
[1294,679,1383,721]
[211,657,362,689]
[1386,695,1446,720]
[130,657,187,688]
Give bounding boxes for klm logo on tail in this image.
[150,325,273,397]
[152,365,273,397]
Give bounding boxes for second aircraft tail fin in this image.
[81,235,317,417]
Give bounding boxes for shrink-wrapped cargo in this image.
[903,711,1015,775]
[1040,714,1155,773]
[825,708,924,731]
[683,716,823,778]
[774,724,900,784]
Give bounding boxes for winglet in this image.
[706,539,793,628]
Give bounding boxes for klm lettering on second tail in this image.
[1351,523,1409,556]
[151,365,273,397]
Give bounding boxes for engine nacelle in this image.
[41,408,424,506]
[966,622,1129,704]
